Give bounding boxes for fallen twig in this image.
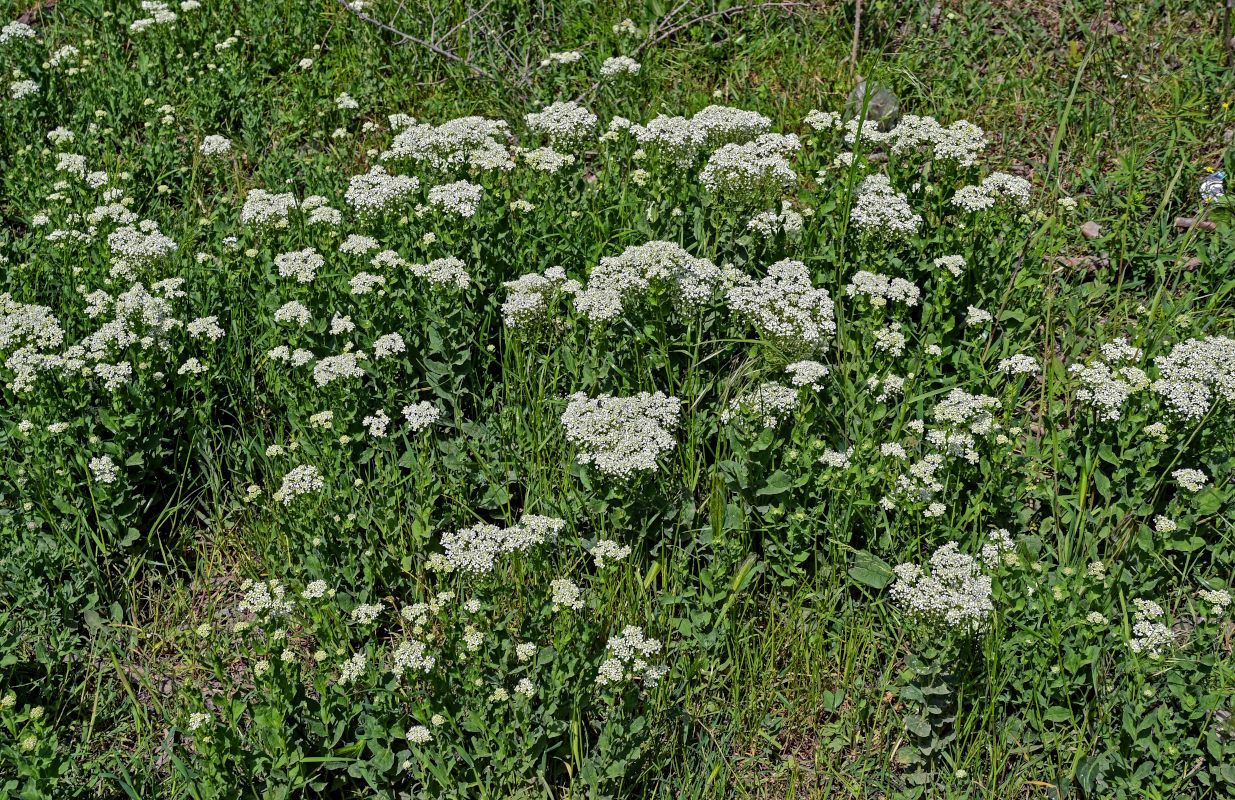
[333,0,500,83]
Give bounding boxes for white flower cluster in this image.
[240,189,298,228]
[89,455,119,484]
[820,446,854,469]
[690,105,773,148]
[107,221,178,268]
[313,352,366,387]
[520,147,575,173]
[410,256,470,289]
[721,382,801,427]
[435,514,565,573]
[402,401,441,432]
[1070,355,1149,422]
[1150,336,1235,420]
[345,165,419,217]
[595,625,667,688]
[699,133,799,202]
[426,180,482,218]
[274,300,311,326]
[350,602,383,624]
[746,205,804,240]
[951,171,1032,212]
[391,639,435,675]
[850,174,922,237]
[600,56,640,77]
[275,464,324,505]
[502,266,580,330]
[727,259,836,354]
[844,270,920,307]
[890,541,994,633]
[1172,468,1208,493]
[573,240,721,323]
[382,115,513,172]
[199,135,232,156]
[0,21,35,44]
[934,254,966,277]
[539,50,582,66]
[372,332,405,359]
[237,579,294,616]
[998,354,1038,376]
[784,359,830,390]
[979,528,1017,568]
[560,391,682,478]
[274,247,324,283]
[550,577,583,610]
[524,101,598,147]
[589,539,632,569]
[803,109,841,131]
[130,1,177,33]
[927,388,1001,462]
[1127,598,1174,657]
[630,115,704,166]
[1197,588,1232,615]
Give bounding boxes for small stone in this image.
[845,80,900,130]
[1080,221,1101,239]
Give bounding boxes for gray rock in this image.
[845,80,900,130]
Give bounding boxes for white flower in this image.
[595,626,666,688]
[199,135,232,156]
[933,255,966,277]
[699,133,798,203]
[525,101,598,146]
[804,110,841,131]
[997,354,1038,376]
[550,578,583,610]
[0,21,36,44]
[1127,598,1174,656]
[539,50,582,67]
[600,56,640,77]
[1173,468,1208,493]
[426,180,483,218]
[890,542,993,633]
[402,401,441,432]
[438,515,564,573]
[345,165,418,217]
[275,247,324,283]
[351,602,383,624]
[381,115,513,171]
[966,306,992,326]
[89,455,119,484]
[1151,336,1235,420]
[590,539,632,569]
[727,259,835,355]
[373,332,405,359]
[278,465,324,505]
[850,174,921,237]
[274,301,311,327]
[722,382,800,428]
[573,241,720,323]
[561,391,681,478]
[10,79,39,99]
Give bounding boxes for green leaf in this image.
[756,470,792,496]
[1043,706,1072,723]
[903,714,931,737]
[849,551,893,590]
